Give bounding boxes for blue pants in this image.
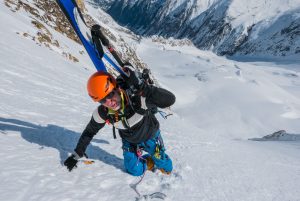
[122,130,173,176]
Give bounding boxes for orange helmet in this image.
[87,71,117,102]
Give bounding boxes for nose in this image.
[104,98,114,107]
[104,98,111,104]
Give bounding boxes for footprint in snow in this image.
[194,72,208,82]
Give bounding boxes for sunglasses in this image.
[99,90,115,104]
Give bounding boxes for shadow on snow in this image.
[0,117,124,171]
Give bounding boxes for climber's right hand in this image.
[64,154,79,172]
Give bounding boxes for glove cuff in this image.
[72,151,81,160]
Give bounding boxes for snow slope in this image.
[1,1,300,201]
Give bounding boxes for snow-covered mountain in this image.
[3,0,149,71]
[1,0,300,201]
[93,0,300,57]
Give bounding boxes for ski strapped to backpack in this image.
[56,0,107,72]
[90,24,155,87]
[90,24,126,75]
[56,0,155,83]
[55,0,126,75]
[91,25,124,66]
[92,24,153,85]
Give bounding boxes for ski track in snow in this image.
[1,2,300,201]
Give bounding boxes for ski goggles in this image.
[99,90,116,104]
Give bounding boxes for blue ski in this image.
[56,0,120,73]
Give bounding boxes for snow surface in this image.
[1,1,300,201]
[227,0,300,30]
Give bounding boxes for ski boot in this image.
[145,156,171,175]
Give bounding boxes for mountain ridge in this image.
[93,0,300,58]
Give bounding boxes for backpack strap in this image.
[106,89,131,139]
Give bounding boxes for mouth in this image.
[110,101,119,110]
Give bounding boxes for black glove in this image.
[122,65,144,91]
[142,69,154,85]
[64,154,78,172]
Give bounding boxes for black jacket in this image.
[74,84,175,157]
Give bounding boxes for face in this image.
[100,90,121,111]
